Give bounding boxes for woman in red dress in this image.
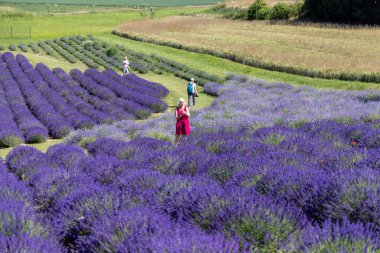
[173,98,190,146]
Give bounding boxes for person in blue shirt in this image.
[187,78,198,106]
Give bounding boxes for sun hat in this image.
[190,78,194,81]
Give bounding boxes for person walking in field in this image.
[187,78,198,107]
[123,56,130,76]
[173,98,190,146]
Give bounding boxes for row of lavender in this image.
[33,35,223,85]
[3,117,380,251]
[0,52,168,147]
[67,74,380,143]
[0,159,63,252]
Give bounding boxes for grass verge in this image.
[0,139,63,159]
[141,72,215,109]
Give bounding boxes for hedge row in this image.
[38,41,57,57]
[29,43,40,53]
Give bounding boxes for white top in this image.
[123,59,129,67]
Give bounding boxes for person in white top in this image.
[123,56,130,76]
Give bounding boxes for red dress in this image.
[176,106,190,135]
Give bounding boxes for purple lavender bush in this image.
[0,159,63,252]
[0,52,167,146]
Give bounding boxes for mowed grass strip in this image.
[0,139,63,159]
[116,16,380,75]
[0,3,134,14]
[141,72,215,110]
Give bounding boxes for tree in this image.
[270,3,291,20]
[247,0,270,20]
[303,0,380,24]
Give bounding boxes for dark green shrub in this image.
[102,42,109,48]
[26,135,46,144]
[18,43,29,52]
[289,2,304,18]
[83,40,94,49]
[247,0,270,20]
[57,127,70,138]
[270,3,291,20]
[210,5,248,20]
[29,43,40,53]
[106,47,119,57]
[136,110,151,120]
[304,0,380,24]
[137,66,149,74]
[0,135,22,148]
[9,44,17,51]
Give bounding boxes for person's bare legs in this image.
[173,134,181,146]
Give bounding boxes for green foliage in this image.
[289,2,304,18]
[9,44,17,51]
[0,136,23,148]
[146,131,171,142]
[93,41,102,50]
[139,7,157,19]
[208,4,247,20]
[209,2,301,21]
[247,0,270,20]
[57,127,70,138]
[0,6,34,18]
[232,214,297,252]
[304,0,380,24]
[262,133,286,145]
[334,117,356,126]
[26,135,46,144]
[358,93,380,103]
[18,42,29,52]
[117,147,135,160]
[105,46,119,57]
[270,3,292,20]
[136,109,151,119]
[78,137,96,148]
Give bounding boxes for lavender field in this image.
[1,72,380,252]
[0,52,168,147]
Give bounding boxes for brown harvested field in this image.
[225,0,298,8]
[116,16,380,75]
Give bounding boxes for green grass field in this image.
[0,7,204,44]
[141,72,215,109]
[0,139,63,159]
[0,3,131,14]
[0,0,221,7]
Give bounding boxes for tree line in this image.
[211,0,380,25]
